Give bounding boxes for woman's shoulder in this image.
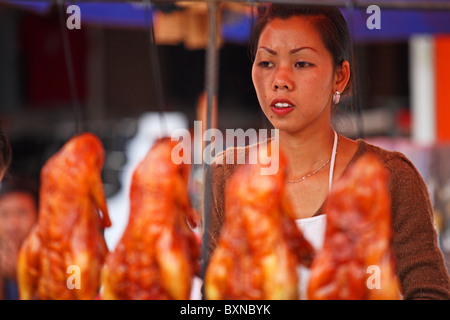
[210,138,272,187]
[356,139,422,178]
[212,145,250,167]
[356,139,432,210]
[211,138,270,167]
[210,144,252,187]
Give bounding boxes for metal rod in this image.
[68,0,450,11]
[200,0,450,11]
[200,0,220,285]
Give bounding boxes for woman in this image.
[208,5,450,299]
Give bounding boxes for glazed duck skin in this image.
[101,138,199,300]
[307,154,401,300]
[205,143,314,300]
[17,133,111,300]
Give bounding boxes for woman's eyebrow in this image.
[289,47,318,54]
[259,46,277,55]
[258,46,318,55]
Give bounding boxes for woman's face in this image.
[252,16,338,134]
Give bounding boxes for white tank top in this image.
[295,130,338,299]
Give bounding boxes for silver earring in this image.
[333,91,341,104]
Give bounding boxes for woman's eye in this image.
[295,61,312,68]
[258,61,274,68]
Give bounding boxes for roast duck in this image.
[18,133,111,299]
[307,154,401,299]
[101,138,199,299]
[205,143,315,299]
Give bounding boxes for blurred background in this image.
[0,0,449,271]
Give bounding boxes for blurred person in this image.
[0,121,12,180]
[0,176,39,300]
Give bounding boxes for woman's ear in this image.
[334,60,351,93]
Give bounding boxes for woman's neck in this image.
[279,126,335,181]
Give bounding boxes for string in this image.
[328,130,339,192]
[144,0,168,137]
[57,0,83,134]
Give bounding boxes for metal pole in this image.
[201,0,450,10]
[201,0,220,284]
[410,35,436,144]
[137,0,450,11]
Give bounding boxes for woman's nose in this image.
[273,68,294,91]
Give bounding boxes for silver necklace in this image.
[285,133,339,184]
[285,158,331,183]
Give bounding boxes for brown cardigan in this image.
[207,139,450,300]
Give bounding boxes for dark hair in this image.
[0,121,12,173]
[249,4,353,95]
[0,175,39,209]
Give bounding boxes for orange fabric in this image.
[435,35,450,142]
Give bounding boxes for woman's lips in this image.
[271,98,295,116]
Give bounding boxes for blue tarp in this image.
[343,8,450,42]
[1,0,52,14]
[74,2,153,28]
[1,0,449,42]
[0,1,153,28]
